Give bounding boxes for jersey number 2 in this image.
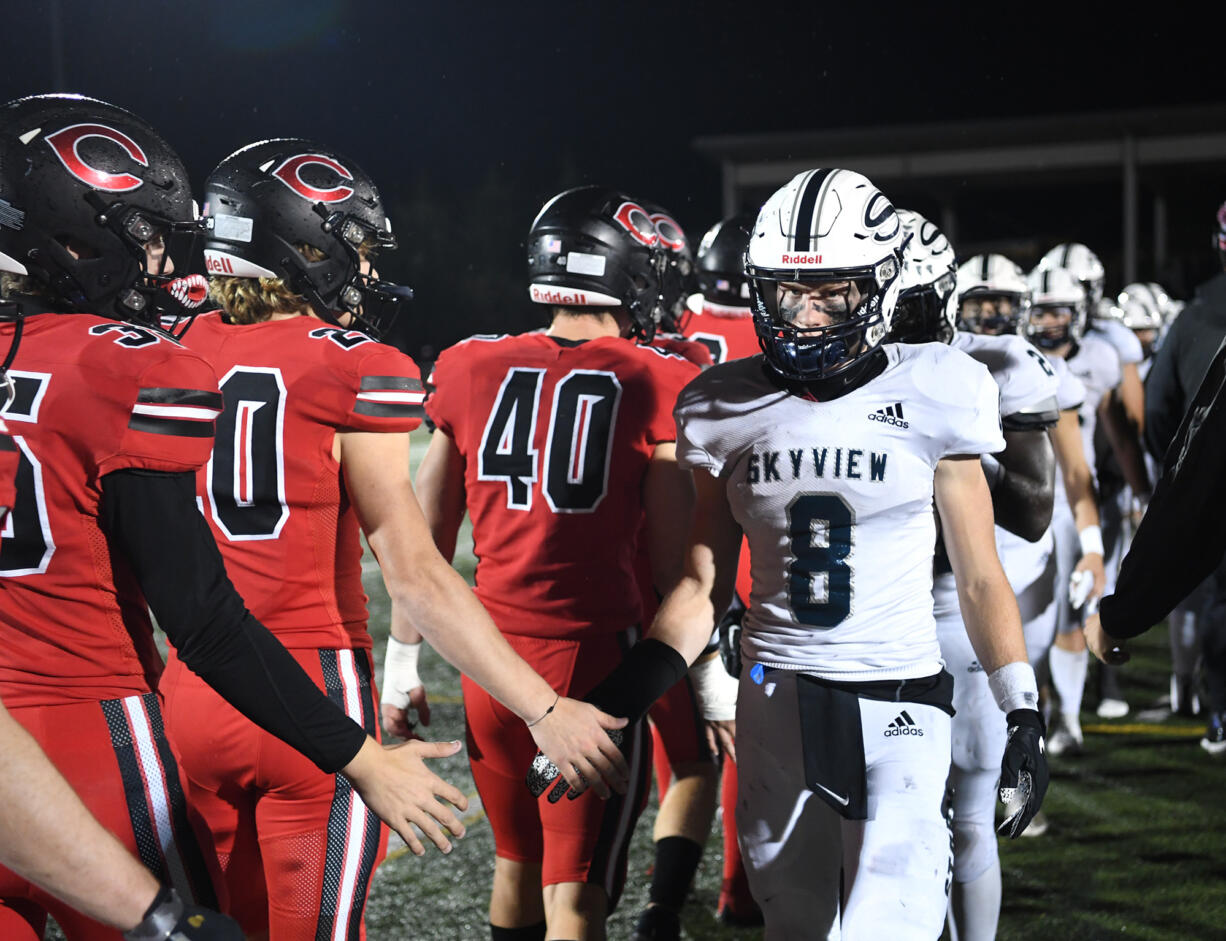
[479,368,622,513]
[787,493,854,627]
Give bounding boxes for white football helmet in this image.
[1027,265,1087,350]
[888,209,957,344]
[956,253,1031,336]
[1039,242,1105,308]
[746,168,903,380]
[1117,283,1164,331]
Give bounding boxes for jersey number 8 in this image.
[787,493,854,627]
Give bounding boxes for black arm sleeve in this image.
[100,469,368,773]
[1100,338,1226,639]
[989,427,1056,543]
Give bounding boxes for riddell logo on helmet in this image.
[205,254,235,274]
[531,286,590,305]
[781,254,822,265]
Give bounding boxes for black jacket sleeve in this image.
[1101,338,1226,639]
[100,468,368,773]
[1143,313,1188,462]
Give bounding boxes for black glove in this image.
[123,886,243,941]
[997,708,1049,838]
[526,727,628,803]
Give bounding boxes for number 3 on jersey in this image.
[479,368,622,513]
[787,493,854,627]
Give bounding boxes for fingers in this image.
[380,705,412,740]
[717,725,737,763]
[409,738,463,760]
[409,686,432,727]
[595,708,630,730]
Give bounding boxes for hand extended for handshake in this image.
[347,695,629,855]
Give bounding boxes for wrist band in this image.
[380,637,422,709]
[988,661,1040,714]
[1078,524,1104,557]
[526,694,559,728]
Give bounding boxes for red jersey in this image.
[677,304,760,364]
[647,332,713,369]
[0,314,220,707]
[0,419,16,519]
[183,313,423,651]
[427,332,699,638]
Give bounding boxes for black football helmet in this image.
[641,200,697,332]
[526,185,666,341]
[202,139,410,341]
[695,211,755,313]
[0,94,202,330]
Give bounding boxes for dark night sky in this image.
[1,1,1220,354]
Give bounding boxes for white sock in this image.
[949,857,1002,941]
[1049,645,1088,719]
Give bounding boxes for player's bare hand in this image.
[1085,611,1129,665]
[705,718,736,763]
[526,697,629,801]
[341,736,468,856]
[1075,552,1106,601]
[381,684,431,740]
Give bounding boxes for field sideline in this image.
[52,429,1226,939]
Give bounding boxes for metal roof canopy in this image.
[695,104,1226,282]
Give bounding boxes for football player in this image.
[413,186,699,941]
[1038,245,1151,719]
[158,145,631,940]
[674,212,761,926]
[0,94,484,941]
[535,169,1048,939]
[1026,266,1123,750]
[627,202,720,941]
[888,217,1060,940]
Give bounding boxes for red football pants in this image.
[0,693,214,941]
[161,647,387,941]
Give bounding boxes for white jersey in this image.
[948,332,1061,593]
[1089,319,1144,367]
[1064,332,1121,472]
[676,343,1004,680]
[1050,354,1087,412]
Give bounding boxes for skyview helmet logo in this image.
[44,123,148,192]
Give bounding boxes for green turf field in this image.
[357,430,1226,940]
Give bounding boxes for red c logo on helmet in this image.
[613,201,659,247]
[44,124,148,192]
[270,154,355,203]
[649,212,686,253]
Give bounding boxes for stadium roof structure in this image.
[695,104,1226,283]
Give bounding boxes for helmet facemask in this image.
[958,290,1030,337]
[889,269,956,344]
[1027,303,1078,350]
[749,256,899,381]
[281,204,409,342]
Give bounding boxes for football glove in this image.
[526,727,627,803]
[997,708,1049,838]
[123,886,243,941]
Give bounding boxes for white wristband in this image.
[987,661,1040,714]
[689,652,739,721]
[380,637,422,709]
[1078,524,1104,558]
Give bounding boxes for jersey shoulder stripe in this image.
[128,387,222,437]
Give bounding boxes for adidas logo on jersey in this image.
[868,402,909,428]
[884,711,924,737]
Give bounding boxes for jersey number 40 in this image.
[479,367,622,513]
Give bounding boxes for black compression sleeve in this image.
[581,638,689,724]
[100,469,367,772]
